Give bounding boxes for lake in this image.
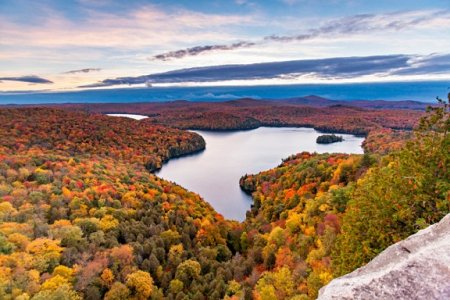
[156,127,364,221]
[107,114,364,221]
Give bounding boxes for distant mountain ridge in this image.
[4,95,431,111]
[274,95,430,110]
[5,95,423,135]
[156,95,430,110]
[195,95,430,110]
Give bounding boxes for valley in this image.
[0,96,447,299]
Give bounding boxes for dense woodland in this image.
[315,134,343,144]
[0,108,205,171]
[0,97,448,299]
[55,98,423,135]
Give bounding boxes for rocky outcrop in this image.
[318,214,450,300]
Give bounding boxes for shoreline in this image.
[154,126,365,220]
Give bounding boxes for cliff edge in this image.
[318,214,450,300]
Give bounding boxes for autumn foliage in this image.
[0,108,225,299]
[0,96,447,299]
[60,98,423,136]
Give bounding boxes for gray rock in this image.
[318,214,450,300]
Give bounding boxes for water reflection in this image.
[156,127,364,221]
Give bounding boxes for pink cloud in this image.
[0,5,257,49]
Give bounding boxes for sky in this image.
[1,0,450,92]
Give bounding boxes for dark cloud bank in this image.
[151,42,255,61]
[64,68,101,74]
[0,75,53,84]
[82,54,450,88]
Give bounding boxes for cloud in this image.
[235,0,250,5]
[82,54,427,87]
[280,0,299,5]
[234,0,257,7]
[64,68,101,74]
[0,89,52,95]
[265,10,448,42]
[390,54,450,75]
[151,9,450,60]
[0,75,53,84]
[0,5,256,49]
[150,42,256,61]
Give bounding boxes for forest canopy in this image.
[316,134,343,144]
[0,95,448,299]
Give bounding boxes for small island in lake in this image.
[316,134,344,144]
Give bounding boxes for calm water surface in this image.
[156,127,364,221]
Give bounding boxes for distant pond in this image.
[156,127,364,221]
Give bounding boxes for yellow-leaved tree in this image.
[333,94,450,275]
